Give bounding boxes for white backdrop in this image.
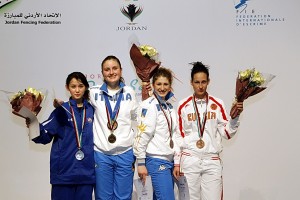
[1,0,299,199]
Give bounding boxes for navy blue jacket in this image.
[33,99,95,185]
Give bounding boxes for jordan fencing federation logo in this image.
[0,0,16,9]
[120,4,143,24]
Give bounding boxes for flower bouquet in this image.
[130,43,161,100]
[230,68,275,118]
[9,87,45,118]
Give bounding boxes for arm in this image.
[133,101,157,182]
[217,101,243,140]
[173,102,186,180]
[32,108,64,144]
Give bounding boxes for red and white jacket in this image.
[174,94,240,164]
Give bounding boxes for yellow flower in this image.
[139,45,158,58]
[239,69,251,80]
[252,71,265,86]
[10,87,44,101]
[27,87,44,98]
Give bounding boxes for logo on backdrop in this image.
[116,0,147,31]
[0,0,16,9]
[85,73,103,87]
[234,0,285,26]
[120,4,143,25]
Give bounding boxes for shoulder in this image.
[122,85,135,94]
[85,101,94,110]
[178,95,193,107]
[89,85,102,93]
[138,97,157,117]
[140,96,157,109]
[51,102,69,119]
[208,94,224,105]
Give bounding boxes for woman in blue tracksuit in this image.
[30,72,95,200]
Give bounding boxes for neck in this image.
[194,93,207,100]
[107,82,120,90]
[75,99,83,107]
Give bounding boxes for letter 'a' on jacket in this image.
[32,99,95,185]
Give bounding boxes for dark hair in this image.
[152,67,173,86]
[66,72,90,100]
[191,62,210,80]
[101,55,125,83]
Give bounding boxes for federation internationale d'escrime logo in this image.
[235,0,249,13]
[234,0,285,27]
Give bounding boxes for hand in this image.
[53,98,63,108]
[230,101,244,119]
[144,82,152,92]
[173,166,183,180]
[137,165,148,185]
[25,117,31,128]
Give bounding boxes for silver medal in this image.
[75,149,84,160]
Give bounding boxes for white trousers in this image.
[180,152,223,200]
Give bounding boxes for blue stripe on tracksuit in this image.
[146,157,175,200]
[94,149,135,200]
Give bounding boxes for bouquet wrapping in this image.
[230,68,275,118]
[130,44,161,100]
[9,87,45,117]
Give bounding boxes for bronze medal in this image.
[108,133,116,143]
[107,121,118,131]
[112,121,118,130]
[169,139,174,149]
[196,139,205,149]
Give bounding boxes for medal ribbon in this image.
[69,102,86,149]
[103,89,123,131]
[192,93,208,139]
[154,93,173,140]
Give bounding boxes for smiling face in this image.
[102,59,122,90]
[153,76,171,100]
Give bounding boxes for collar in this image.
[68,98,88,107]
[100,82,125,95]
[193,93,209,104]
[154,91,174,104]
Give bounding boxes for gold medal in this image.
[170,139,174,149]
[108,133,116,143]
[196,139,205,149]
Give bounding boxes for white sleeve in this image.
[133,101,157,165]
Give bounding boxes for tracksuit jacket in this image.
[89,82,138,155]
[32,99,95,185]
[133,92,179,165]
[174,94,240,164]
